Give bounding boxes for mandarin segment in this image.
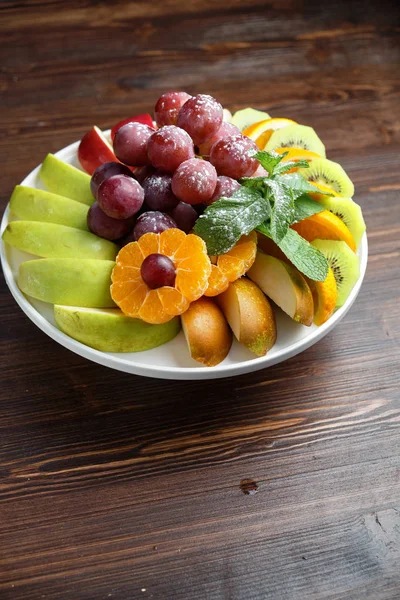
[174,233,208,261]
[159,227,186,257]
[113,241,143,268]
[175,252,211,301]
[204,265,230,297]
[157,287,190,315]
[111,281,148,316]
[139,289,172,324]
[137,232,160,257]
[111,263,141,284]
[306,267,338,326]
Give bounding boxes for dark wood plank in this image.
[1,1,400,599]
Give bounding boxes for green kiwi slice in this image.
[265,124,326,157]
[231,108,271,131]
[299,158,354,197]
[311,239,360,307]
[316,196,366,249]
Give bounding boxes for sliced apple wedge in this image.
[40,154,94,205]
[217,278,276,356]
[3,221,118,260]
[78,126,117,175]
[9,186,89,230]
[18,258,116,307]
[54,306,180,352]
[247,252,314,326]
[181,297,232,366]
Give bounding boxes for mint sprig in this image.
[193,150,331,280]
[194,187,270,256]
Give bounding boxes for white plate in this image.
[0,138,368,380]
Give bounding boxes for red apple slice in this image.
[78,126,117,175]
[111,113,155,141]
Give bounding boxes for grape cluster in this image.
[88,92,258,246]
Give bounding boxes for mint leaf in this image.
[277,228,328,281]
[293,194,324,223]
[194,187,271,255]
[265,180,295,243]
[273,159,310,176]
[253,150,286,175]
[256,220,272,238]
[278,173,333,198]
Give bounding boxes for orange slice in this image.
[243,118,296,150]
[204,232,257,297]
[306,267,338,326]
[275,147,321,173]
[111,229,211,324]
[291,210,356,252]
[308,181,340,202]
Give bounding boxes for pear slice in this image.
[54,306,180,352]
[39,154,94,205]
[181,297,232,366]
[247,252,314,326]
[3,221,117,260]
[217,278,276,356]
[9,186,89,230]
[18,258,115,307]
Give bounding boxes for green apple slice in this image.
[18,258,115,307]
[54,305,180,352]
[3,221,117,260]
[40,153,94,205]
[9,186,89,230]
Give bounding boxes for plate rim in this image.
[0,137,368,380]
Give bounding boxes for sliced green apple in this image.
[9,186,89,230]
[3,221,117,260]
[39,153,94,205]
[181,297,232,366]
[54,305,180,352]
[217,278,276,356]
[18,258,115,307]
[247,252,314,326]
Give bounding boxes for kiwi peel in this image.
[315,196,366,249]
[311,239,359,307]
[299,158,354,198]
[265,124,326,157]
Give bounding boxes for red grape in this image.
[177,94,223,145]
[171,158,217,205]
[97,174,144,219]
[90,162,133,199]
[141,253,176,289]
[113,122,153,167]
[198,122,240,156]
[87,202,135,240]
[134,165,156,184]
[169,202,198,233]
[111,113,154,141]
[155,91,191,127]
[147,126,195,173]
[143,172,179,211]
[209,134,259,178]
[207,175,241,206]
[133,211,177,240]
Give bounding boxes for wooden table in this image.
[1,1,400,598]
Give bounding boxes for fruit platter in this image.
[1,93,367,380]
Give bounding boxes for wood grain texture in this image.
[1,1,400,599]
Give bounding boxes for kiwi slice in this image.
[231,108,271,131]
[265,124,326,157]
[299,158,354,197]
[311,239,359,307]
[316,196,366,249]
